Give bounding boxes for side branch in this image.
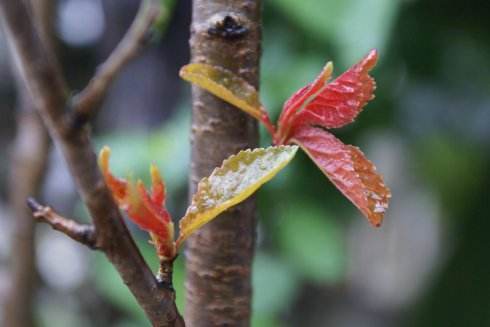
[0,1,183,325]
[69,0,161,128]
[27,198,96,248]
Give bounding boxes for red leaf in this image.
[278,50,378,143]
[290,125,390,227]
[130,180,170,236]
[98,147,128,204]
[98,147,175,260]
[277,62,333,140]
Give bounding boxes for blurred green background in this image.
[1,0,489,326]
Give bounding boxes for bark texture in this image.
[0,1,183,325]
[186,1,261,326]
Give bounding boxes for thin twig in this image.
[0,1,184,325]
[69,0,162,129]
[27,197,96,248]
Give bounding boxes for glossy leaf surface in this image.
[278,50,377,143]
[180,63,268,122]
[177,145,298,246]
[278,61,333,135]
[99,147,175,259]
[290,126,390,227]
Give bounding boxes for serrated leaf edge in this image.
[291,136,390,227]
[180,63,265,121]
[176,145,298,246]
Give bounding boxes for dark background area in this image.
[0,0,489,326]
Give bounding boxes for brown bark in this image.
[186,1,261,326]
[27,198,96,248]
[0,0,183,325]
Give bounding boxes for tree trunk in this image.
[186,1,261,326]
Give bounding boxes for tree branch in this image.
[0,1,184,325]
[27,198,96,248]
[69,0,162,128]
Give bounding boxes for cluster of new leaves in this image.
[99,145,298,261]
[180,50,391,227]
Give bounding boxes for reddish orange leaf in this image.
[98,147,128,204]
[98,147,175,260]
[290,125,390,227]
[278,50,378,143]
[150,163,165,206]
[278,61,333,136]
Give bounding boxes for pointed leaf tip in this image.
[97,147,176,260]
[98,146,111,172]
[176,145,298,246]
[279,60,335,131]
[278,50,379,143]
[179,63,263,118]
[361,49,378,71]
[321,61,334,81]
[150,163,165,205]
[180,63,275,134]
[98,146,127,203]
[291,126,390,227]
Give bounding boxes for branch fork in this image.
[0,0,184,325]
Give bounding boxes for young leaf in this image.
[98,147,176,260]
[98,146,128,204]
[180,63,264,119]
[179,63,276,135]
[290,125,390,227]
[277,61,333,136]
[176,145,298,246]
[179,51,391,228]
[278,50,378,143]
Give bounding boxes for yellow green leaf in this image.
[179,63,267,121]
[176,145,298,246]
